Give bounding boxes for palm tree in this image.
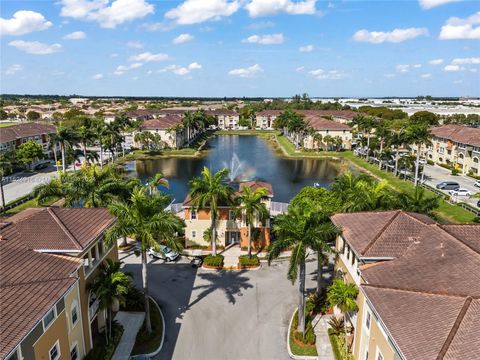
[94,120,107,167]
[88,259,132,343]
[406,123,432,186]
[287,113,309,149]
[397,187,440,214]
[148,172,169,195]
[105,186,185,333]
[267,206,339,335]
[188,167,234,256]
[311,132,323,150]
[77,116,96,163]
[54,122,79,172]
[183,111,196,146]
[375,123,391,169]
[355,115,376,161]
[234,186,269,257]
[327,278,359,357]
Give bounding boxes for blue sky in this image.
[1,0,479,97]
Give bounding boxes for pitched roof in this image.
[431,124,480,147]
[255,109,357,121]
[0,123,56,143]
[140,115,183,130]
[3,207,115,252]
[331,210,435,258]
[205,109,238,116]
[305,117,352,131]
[239,180,273,196]
[0,239,80,358]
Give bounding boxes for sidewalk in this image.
[313,314,335,360]
[112,311,145,360]
[221,244,242,268]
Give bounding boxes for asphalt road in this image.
[121,251,318,360]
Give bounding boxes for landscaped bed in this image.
[288,310,317,357]
[328,329,354,360]
[202,254,224,268]
[131,298,164,356]
[238,254,260,268]
[85,321,124,360]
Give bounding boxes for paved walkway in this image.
[112,311,145,360]
[221,244,242,269]
[313,314,335,360]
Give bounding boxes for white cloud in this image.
[159,62,202,76]
[92,73,104,79]
[353,27,429,43]
[114,65,128,75]
[8,40,62,55]
[165,0,239,25]
[242,33,284,44]
[245,0,316,17]
[413,64,422,68]
[296,66,305,72]
[129,52,171,62]
[421,73,432,78]
[228,64,263,78]
[127,40,144,48]
[419,0,462,9]
[439,11,480,40]
[444,64,464,72]
[129,62,143,69]
[309,68,346,80]
[0,10,52,36]
[299,44,314,52]
[396,64,411,73]
[452,57,480,65]
[63,31,86,40]
[429,58,444,65]
[384,73,396,78]
[60,0,154,28]
[5,64,23,75]
[173,33,194,44]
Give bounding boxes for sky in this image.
[1,0,479,97]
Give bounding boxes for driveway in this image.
[121,251,318,360]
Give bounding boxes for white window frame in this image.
[364,310,372,333]
[70,342,78,360]
[228,210,235,220]
[71,301,79,328]
[191,210,197,220]
[375,347,384,360]
[49,340,61,360]
[43,307,57,331]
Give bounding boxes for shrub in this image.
[427,159,434,166]
[121,285,145,312]
[239,255,260,267]
[203,254,224,267]
[307,290,328,314]
[328,317,345,336]
[451,168,460,176]
[85,321,124,360]
[292,310,316,346]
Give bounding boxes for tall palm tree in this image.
[267,206,339,335]
[54,122,79,172]
[94,120,107,167]
[375,123,391,169]
[406,123,432,186]
[397,187,440,215]
[287,113,309,149]
[148,172,169,195]
[106,186,185,333]
[327,278,359,357]
[76,116,96,163]
[88,259,132,343]
[189,167,234,256]
[183,111,196,146]
[355,115,376,161]
[234,186,269,257]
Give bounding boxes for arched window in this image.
[458,153,464,159]
[474,157,479,164]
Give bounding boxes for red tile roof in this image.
[305,117,351,131]
[431,124,480,147]
[239,180,273,196]
[141,115,183,130]
[0,123,56,143]
[255,109,357,121]
[3,207,115,252]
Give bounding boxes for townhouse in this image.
[255,109,357,129]
[183,181,273,248]
[136,115,187,149]
[0,207,118,360]
[330,210,480,360]
[0,123,57,157]
[425,124,480,176]
[206,109,239,130]
[302,117,353,150]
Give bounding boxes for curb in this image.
[131,296,165,359]
[287,309,318,360]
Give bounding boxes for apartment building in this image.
[255,109,357,129]
[183,181,273,248]
[0,207,118,359]
[330,210,480,360]
[425,124,480,175]
[206,109,239,130]
[136,115,187,149]
[0,123,57,157]
[302,117,353,150]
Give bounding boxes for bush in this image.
[203,254,224,267]
[427,159,434,165]
[121,286,145,312]
[451,168,460,176]
[307,290,328,314]
[85,321,124,360]
[239,255,260,267]
[292,310,316,345]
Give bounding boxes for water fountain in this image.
[223,153,245,182]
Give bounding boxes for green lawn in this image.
[131,298,164,355]
[289,310,318,357]
[0,122,17,128]
[274,135,477,224]
[5,196,60,215]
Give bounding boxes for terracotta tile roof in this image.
[239,180,273,196]
[362,285,470,360]
[305,117,352,131]
[205,109,238,116]
[431,124,480,147]
[440,224,480,254]
[3,207,115,252]
[0,123,56,143]
[0,239,80,358]
[140,115,183,130]
[331,210,435,258]
[255,109,357,121]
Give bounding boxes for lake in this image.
[126,135,349,203]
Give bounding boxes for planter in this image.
[292,337,316,349]
[237,263,261,270]
[202,264,224,270]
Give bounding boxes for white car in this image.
[474,180,480,187]
[449,188,472,197]
[148,245,179,262]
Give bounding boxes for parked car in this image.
[449,188,472,197]
[148,245,179,262]
[34,162,49,170]
[474,180,480,188]
[436,181,460,190]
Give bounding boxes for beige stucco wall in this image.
[33,311,70,360]
[64,281,86,360]
[303,130,353,150]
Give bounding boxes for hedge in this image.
[203,254,224,267]
[239,255,260,267]
[85,321,124,360]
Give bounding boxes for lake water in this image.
[126,135,349,203]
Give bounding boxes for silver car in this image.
[148,245,179,262]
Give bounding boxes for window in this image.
[43,308,56,330]
[365,312,371,330]
[5,349,18,360]
[376,350,384,360]
[70,345,78,360]
[49,341,60,360]
[71,303,78,327]
[191,210,197,220]
[191,230,196,238]
[229,210,235,220]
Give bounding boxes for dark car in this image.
[34,162,49,170]
[436,181,460,190]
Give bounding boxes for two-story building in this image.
[0,123,57,157]
[136,115,187,149]
[302,116,353,150]
[206,109,240,130]
[331,210,480,360]
[183,181,273,248]
[425,124,480,175]
[0,207,118,359]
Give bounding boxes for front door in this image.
[226,231,239,245]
